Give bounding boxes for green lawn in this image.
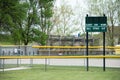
[0,65,120,80]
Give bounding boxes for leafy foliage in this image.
[0,0,54,45]
[38,0,54,33]
[32,28,48,45]
[0,0,28,30]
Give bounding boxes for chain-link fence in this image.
[0,45,120,72]
[0,45,39,70]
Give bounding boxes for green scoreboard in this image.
[85,16,107,32]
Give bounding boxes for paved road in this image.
[0,66,30,71]
[2,58,120,68]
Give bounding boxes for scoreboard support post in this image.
[85,14,107,71]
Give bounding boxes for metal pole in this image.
[0,46,2,69]
[17,58,19,67]
[45,58,47,71]
[17,47,19,67]
[103,32,106,71]
[3,59,4,72]
[29,52,33,67]
[86,32,89,71]
[3,50,5,72]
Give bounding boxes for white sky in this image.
[55,0,88,9]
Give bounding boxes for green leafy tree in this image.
[19,0,39,45]
[20,0,54,45]
[0,0,54,46]
[36,0,54,45]
[14,0,54,46]
[38,0,54,33]
[0,0,27,30]
[0,0,28,44]
[32,28,48,45]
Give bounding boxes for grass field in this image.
[0,65,120,80]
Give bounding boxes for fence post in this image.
[29,52,33,67]
[2,50,5,72]
[45,58,47,71]
[0,46,2,69]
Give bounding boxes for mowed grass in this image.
[0,65,120,80]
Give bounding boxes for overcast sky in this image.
[55,0,87,9]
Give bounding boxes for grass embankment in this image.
[0,65,120,80]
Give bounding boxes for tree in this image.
[88,0,120,46]
[0,0,28,44]
[32,28,48,45]
[38,0,54,33]
[51,1,79,36]
[19,0,39,45]
[36,0,54,45]
[74,0,88,38]
[12,0,54,45]
[116,0,120,26]
[0,0,27,30]
[0,0,56,46]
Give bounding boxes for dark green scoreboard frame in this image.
[85,16,107,32]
